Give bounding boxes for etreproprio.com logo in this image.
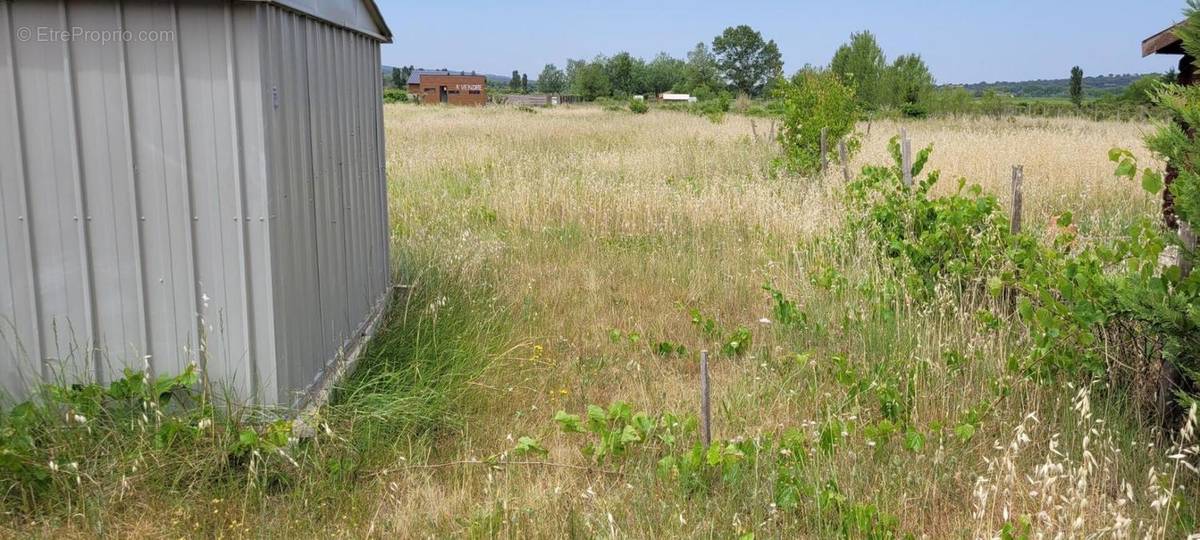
[16,26,175,44]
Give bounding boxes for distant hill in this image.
[946,73,1165,99]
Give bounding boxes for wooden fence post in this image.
[820,127,829,173]
[1011,165,1024,235]
[900,128,913,187]
[700,350,711,447]
[839,139,850,182]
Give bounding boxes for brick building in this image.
[407,70,487,105]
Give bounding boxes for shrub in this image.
[382,88,408,104]
[900,101,928,118]
[844,126,1200,425]
[774,69,860,175]
[695,93,731,123]
[629,98,649,114]
[732,92,752,113]
[595,96,625,112]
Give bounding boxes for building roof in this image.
[1143,21,1187,57]
[243,0,392,42]
[407,70,483,85]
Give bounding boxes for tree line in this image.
[387,26,934,115]
[518,25,784,101]
[528,27,937,116]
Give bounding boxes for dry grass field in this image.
[8,105,1192,539]
[365,104,1189,537]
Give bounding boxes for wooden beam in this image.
[1143,22,1186,57]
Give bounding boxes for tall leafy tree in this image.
[1069,66,1084,106]
[885,54,935,112]
[644,53,685,95]
[538,64,567,94]
[829,31,887,109]
[606,52,646,96]
[712,25,783,96]
[683,42,720,93]
[390,66,413,89]
[521,73,529,92]
[573,59,612,101]
[565,59,586,93]
[511,70,521,92]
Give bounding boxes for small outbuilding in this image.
[407,70,487,105]
[0,0,394,407]
[659,93,697,104]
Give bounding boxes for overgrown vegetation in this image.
[382,88,408,103]
[0,266,511,536]
[8,45,1200,535]
[829,31,935,117]
[773,68,860,174]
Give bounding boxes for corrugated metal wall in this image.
[257,4,390,405]
[0,0,389,406]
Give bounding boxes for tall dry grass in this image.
[371,105,1191,537]
[7,105,1187,539]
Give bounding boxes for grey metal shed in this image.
[0,0,394,407]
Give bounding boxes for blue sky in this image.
[376,1,1185,84]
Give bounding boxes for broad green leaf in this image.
[586,405,607,432]
[1141,169,1164,194]
[553,410,583,433]
[1115,159,1136,179]
[619,424,641,445]
[706,443,722,466]
[954,423,976,442]
[986,276,1004,297]
[515,436,548,455]
[903,429,925,452]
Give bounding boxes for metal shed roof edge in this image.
[240,0,393,43]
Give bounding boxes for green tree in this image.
[829,31,887,109]
[390,66,413,89]
[521,73,529,93]
[565,59,586,93]
[1122,74,1165,105]
[930,86,972,116]
[979,89,1007,117]
[1069,66,1084,106]
[538,64,567,94]
[645,53,685,95]
[773,68,859,174]
[511,70,521,92]
[885,54,935,115]
[682,42,720,93]
[606,52,646,96]
[712,25,783,96]
[573,60,612,101]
